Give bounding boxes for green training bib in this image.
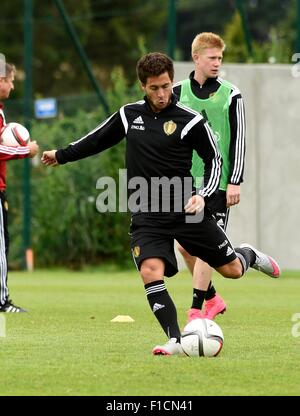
[180,78,232,190]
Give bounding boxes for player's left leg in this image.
[177,215,280,314]
[181,191,229,321]
[177,243,196,274]
[199,193,229,319]
[216,244,281,279]
[192,259,226,321]
[239,244,280,278]
[183,244,280,315]
[178,243,226,321]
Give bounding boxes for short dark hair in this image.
[136,52,174,84]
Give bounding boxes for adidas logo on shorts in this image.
[226,246,234,256]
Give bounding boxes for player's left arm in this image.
[172,83,182,98]
[0,111,31,160]
[0,111,38,160]
[227,91,246,207]
[0,144,31,160]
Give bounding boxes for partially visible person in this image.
[41,52,280,356]
[0,62,39,313]
[173,32,246,322]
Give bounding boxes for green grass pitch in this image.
[0,269,299,396]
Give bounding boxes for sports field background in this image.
[0,269,299,396]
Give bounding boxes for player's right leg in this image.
[139,258,183,356]
[0,194,25,313]
[0,198,26,313]
[131,217,183,355]
[0,193,9,309]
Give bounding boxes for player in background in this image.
[173,32,246,322]
[41,53,279,356]
[0,62,39,313]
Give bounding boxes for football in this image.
[181,318,224,357]
[0,122,30,146]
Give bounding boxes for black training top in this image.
[56,94,222,210]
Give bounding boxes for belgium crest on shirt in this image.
[163,120,177,136]
[133,246,140,257]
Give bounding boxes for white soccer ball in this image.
[181,318,224,357]
[0,122,30,146]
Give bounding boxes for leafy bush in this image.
[7,69,141,269]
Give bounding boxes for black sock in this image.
[235,247,256,275]
[191,288,207,309]
[145,280,181,342]
[205,281,216,300]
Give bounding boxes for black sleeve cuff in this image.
[228,180,243,185]
[55,149,67,165]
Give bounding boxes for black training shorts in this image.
[130,211,236,277]
[206,190,229,231]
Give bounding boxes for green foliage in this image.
[0,0,298,102]
[0,0,166,97]
[250,28,291,64]
[222,4,295,64]
[223,5,295,63]
[223,12,249,63]
[276,0,297,60]
[176,0,235,61]
[7,69,142,269]
[244,0,292,42]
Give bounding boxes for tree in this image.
[244,0,292,42]
[175,0,235,60]
[222,0,296,63]
[0,0,167,97]
[222,11,248,62]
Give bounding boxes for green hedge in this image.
[7,69,140,269]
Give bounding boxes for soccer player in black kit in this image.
[42,53,280,356]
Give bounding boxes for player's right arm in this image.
[41,149,58,166]
[42,111,125,166]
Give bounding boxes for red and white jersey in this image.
[0,103,30,190]
[0,104,6,125]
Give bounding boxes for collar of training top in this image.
[189,70,218,88]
